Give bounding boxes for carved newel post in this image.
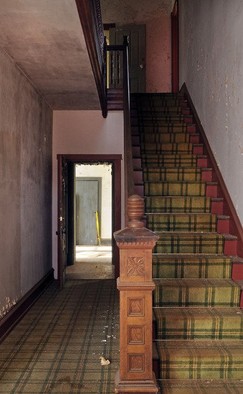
[114,195,159,393]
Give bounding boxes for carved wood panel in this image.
[127,297,145,317]
[128,325,145,345]
[128,354,145,372]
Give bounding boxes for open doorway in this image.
[66,163,113,280]
[57,154,121,288]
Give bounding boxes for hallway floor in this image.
[66,247,114,280]
[0,280,119,393]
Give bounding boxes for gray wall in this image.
[179,0,243,225]
[0,50,52,319]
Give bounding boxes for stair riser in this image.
[155,318,243,340]
[143,170,202,182]
[232,263,243,280]
[147,212,217,231]
[159,359,243,380]
[146,197,211,213]
[140,133,200,144]
[144,182,206,197]
[224,238,238,255]
[197,156,208,167]
[201,168,213,181]
[206,183,218,197]
[147,215,229,233]
[153,287,240,307]
[139,144,203,155]
[211,199,224,214]
[217,217,230,233]
[152,262,231,279]
[140,143,194,154]
[157,380,243,394]
[155,238,224,254]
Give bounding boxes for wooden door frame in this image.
[57,154,122,285]
[171,0,179,93]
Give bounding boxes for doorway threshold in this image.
[76,245,112,262]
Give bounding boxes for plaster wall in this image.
[52,110,124,278]
[180,0,243,224]
[0,50,52,319]
[146,13,171,92]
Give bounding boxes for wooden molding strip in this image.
[180,83,243,257]
[0,269,54,343]
[75,0,107,118]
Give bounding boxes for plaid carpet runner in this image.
[131,93,243,393]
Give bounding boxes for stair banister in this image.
[114,194,159,393]
[105,36,134,224]
[123,36,135,225]
[75,0,107,118]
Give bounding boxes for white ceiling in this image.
[0,0,174,110]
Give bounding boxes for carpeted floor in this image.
[0,279,119,393]
[131,93,243,393]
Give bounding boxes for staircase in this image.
[131,93,243,393]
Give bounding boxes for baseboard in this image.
[0,269,54,343]
[180,83,243,258]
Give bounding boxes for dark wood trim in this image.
[67,163,75,266]
[0,270,54,343]
[57,154,122,279]
[180,83,243,257]
[75,0,107,118]
[171,0,179,93]
[122,37,134,225]
[104,23,116,31]
[114,195,159,393]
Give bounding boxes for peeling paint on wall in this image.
[0,296,19,319]
[0,48,52,320]
[180,0,243,224]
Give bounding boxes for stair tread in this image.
[154,278,239,287]
[157,379,243,394]
[153,306,243,340]
[143,167,206,171]
[144,180,211,184]
[133,93,243,384]
[156,339,243,346]
[155,231,236,238]
[153,306,243,316]
[156,340,243,379]
[147,212,216,216]
[152,253,232,259]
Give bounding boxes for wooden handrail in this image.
[105,37,134,225]
[75,0,107,118]
[123,37,135,224]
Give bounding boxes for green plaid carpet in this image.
[158,379,243,393]
[0,280,119,393]
[131,93,243,393]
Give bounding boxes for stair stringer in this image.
[180,83,243,263]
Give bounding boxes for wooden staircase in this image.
[130,92,243,393]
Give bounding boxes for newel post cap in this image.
[114,194,159,244]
